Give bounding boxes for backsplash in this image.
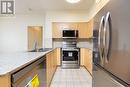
[53,41,93,50]
[53,42,63,48]
[77,42,93,50]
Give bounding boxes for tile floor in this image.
[93,65,125,87]
[50,67,92,87]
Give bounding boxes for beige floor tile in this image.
[50,67,92,87]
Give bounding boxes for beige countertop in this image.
[0,49,53,76]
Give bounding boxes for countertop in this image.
[0,48,92,76]
[0,49,53,76]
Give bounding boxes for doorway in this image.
[28,26,43,51]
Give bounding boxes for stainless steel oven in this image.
[62,48,80,68]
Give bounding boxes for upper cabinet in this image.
[52,19,93,38]
[77,20,93,38]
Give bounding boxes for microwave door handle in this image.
[98,16,105,66]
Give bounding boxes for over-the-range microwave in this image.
[62,30,78,38]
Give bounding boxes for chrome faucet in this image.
[33,40,38,51]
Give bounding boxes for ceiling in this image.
[15,0,95,13]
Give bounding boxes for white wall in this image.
[0,13,45,52]
[0,1,110,52]
[87,0,109,21]
[0,10,92,52]
[44,10,92,48]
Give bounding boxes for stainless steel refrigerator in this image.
[93,0,130,86]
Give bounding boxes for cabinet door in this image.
[77,20,93,38]
[56,48,61,66]
[52,22,72,38]
[46,53,51,87]
[80,48,85,66]
[86,20,93,38]
[46,49,60,87]
[85,49,92,74]
[52,50,56,74]
[80,48,92,74]
[53,50,56,69]
[68,23,78,30]
[0,74,11,87]
[50,52,53,77]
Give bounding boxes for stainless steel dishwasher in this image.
[11,56,46,87]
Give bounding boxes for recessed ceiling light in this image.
[66,0,81,4]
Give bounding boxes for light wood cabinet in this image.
[46,48,60,87]
[56,48,61,66]
[0,74,10,87]
[46,52,52,87]
[52,20,93,38]
[77,20,93,38]
[52,22,62,38]
[80,48,92,75]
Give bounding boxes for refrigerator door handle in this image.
[104,12,112,63]
[98,16,105,66]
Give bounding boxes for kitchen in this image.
[0,0,130,87]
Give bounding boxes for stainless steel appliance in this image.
[94,0,130,86]
[62,41,77,48]
[11,57,46,87]
[93,30,99,64]
[62,29,80,68]
[62,30,78,38]
[62,40,80,68]
[62,48,80,68]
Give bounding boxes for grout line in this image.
[50,67,92,87]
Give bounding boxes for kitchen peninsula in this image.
[0,48,60,87]
[0,48,92,87]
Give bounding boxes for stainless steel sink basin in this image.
[30,48,52,52]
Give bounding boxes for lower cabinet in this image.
[80,48,92,75]
[56,48,61,66]
[0,48,61,87]
[0,74,10,87]
[46,48,60,87]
